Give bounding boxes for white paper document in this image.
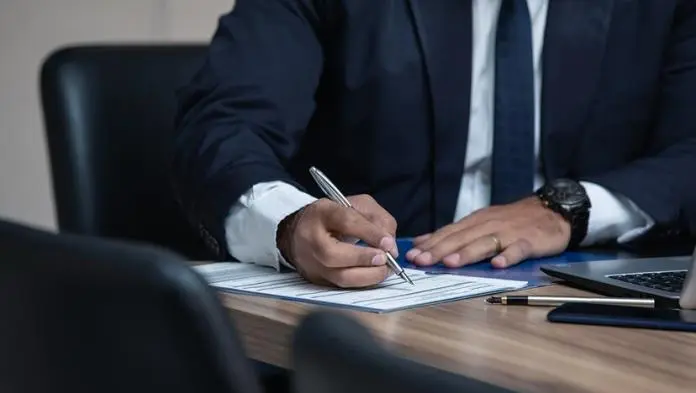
[194,262,527,313]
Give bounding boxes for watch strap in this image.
[568,210,590,248]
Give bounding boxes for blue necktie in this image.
[490,0,535,205]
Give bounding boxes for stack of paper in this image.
[194,263,527,313]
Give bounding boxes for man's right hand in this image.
[276,194,399,288]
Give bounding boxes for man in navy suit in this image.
[173,0,696,288]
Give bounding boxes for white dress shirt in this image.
[224,0,654,270]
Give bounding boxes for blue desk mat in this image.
[393,238,622,287]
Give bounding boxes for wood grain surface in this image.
[219,283,696,393]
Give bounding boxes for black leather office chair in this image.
[292,311,519,393]
[40,44,210,259]
[0,218,262,393]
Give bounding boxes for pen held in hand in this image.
[486,295,655,308]
[308,166,414,285]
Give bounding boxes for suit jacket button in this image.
[209,238,220,255]
[205,234,220,255]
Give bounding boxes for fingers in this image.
[413,233,430,243]
[313,235,393,287]
[322,265,391,288]
[409,218,482,259]
[317,198,397,256]
[409,220,501,266]
[349,194,398,236]
[315,234,390,268]
[410,223,460,253]
[491,239,533,268]
[440,234,505,268]
[411,208,489,250]
[439,234,538,268]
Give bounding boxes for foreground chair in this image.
[292,311,519,393]
[0,218,261,393]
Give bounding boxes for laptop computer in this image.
[541,247,696,309]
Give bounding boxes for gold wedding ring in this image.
[490,235,502,254]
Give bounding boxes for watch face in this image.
[547,179,587,206]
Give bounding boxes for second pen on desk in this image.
[308,166,414,285]
[486,295,655,308]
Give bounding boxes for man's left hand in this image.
[406,197,571,268]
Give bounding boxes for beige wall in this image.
[0,0,234,230]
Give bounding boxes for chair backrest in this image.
[0,218,261,393]
[40,44,208,259]
[292,311,519,393]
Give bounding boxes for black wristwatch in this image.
[535,179,591,248]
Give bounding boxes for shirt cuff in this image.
[580,181,655,246]
[224,181,317,270]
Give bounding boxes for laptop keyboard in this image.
[607,270,687,293]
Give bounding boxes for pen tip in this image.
[402,274,414,285]
[485,296,502,304]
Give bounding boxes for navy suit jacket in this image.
[173,0,696,259]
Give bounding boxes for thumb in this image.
[345,234,398,259]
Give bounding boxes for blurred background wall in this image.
[0,0,234,230]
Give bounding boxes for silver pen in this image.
[485,295,655,308]
[308,166,414,285]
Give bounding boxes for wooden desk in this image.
[219,284,696,393]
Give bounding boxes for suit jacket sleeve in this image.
[172,0,324,259]
[581,2,696,244]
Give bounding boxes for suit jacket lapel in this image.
[407,0,473,229]
[542,0,615,180]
